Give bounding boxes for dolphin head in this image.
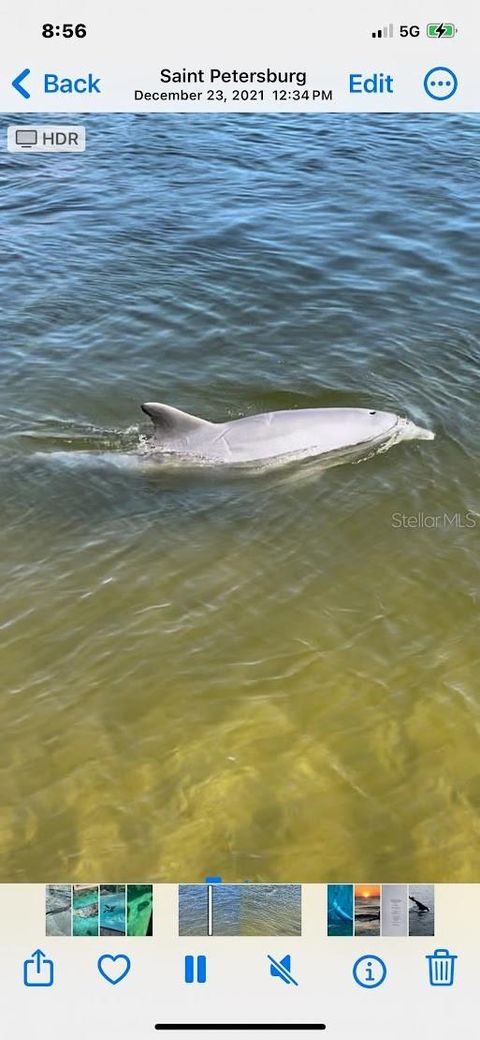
[348,409,435,448]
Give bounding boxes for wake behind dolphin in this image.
[140,401,435,468]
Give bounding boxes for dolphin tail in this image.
[141,402,213,436]
[409,896,429,912]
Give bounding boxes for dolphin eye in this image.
[369,410,376,415]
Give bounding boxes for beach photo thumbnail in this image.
[354,885,381,937]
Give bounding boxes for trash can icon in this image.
[426,949,457,986]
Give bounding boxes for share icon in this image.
[267,954,299,986]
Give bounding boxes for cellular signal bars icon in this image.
[372,24,394,39]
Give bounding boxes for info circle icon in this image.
[352,954,387,989]
[424,66,458,101]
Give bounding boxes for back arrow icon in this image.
[12,68,31,99]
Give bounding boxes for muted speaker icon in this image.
[268,954,298,985]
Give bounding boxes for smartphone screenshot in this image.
[1,2,478,1037]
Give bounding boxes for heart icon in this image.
[97,954,131,985]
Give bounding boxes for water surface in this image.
[1,113,479,881]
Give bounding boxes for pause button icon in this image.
[184,955,207,984]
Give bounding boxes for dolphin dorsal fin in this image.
[141,402,213,435]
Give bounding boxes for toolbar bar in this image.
[0,2,478,111]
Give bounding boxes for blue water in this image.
[328,884,354,936]
[179,883,301,934]
[100,888,126,934]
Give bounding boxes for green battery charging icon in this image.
[426,23,456,38]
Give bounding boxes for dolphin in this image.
[409,896,430,913]
[140,402,434,467]
[331,899,353,924]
